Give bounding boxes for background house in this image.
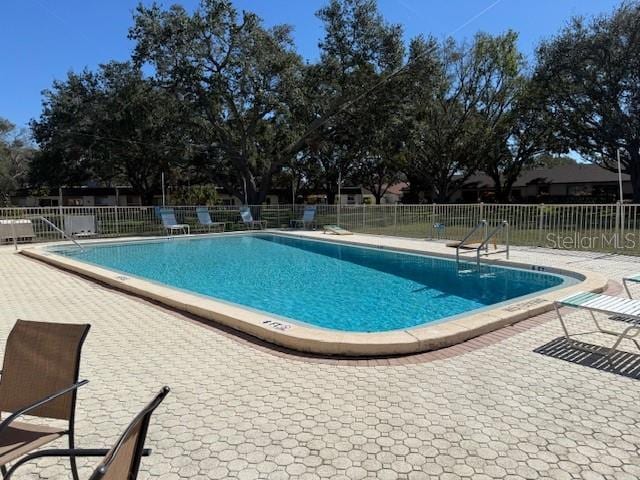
[453,164,632,203]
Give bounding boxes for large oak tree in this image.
[129,0,303,204]
[534,2,640,201]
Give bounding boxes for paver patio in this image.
[2,236,640,480]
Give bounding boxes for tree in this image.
[129,0,303,204]
[31,63,187,203]
[406,33,522,202]
[534,2,640,201]
[481,78,560,202]
[0,118,33,206]
[296,0,405,204]
[535,154,577,168]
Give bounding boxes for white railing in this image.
[2,203,639,254]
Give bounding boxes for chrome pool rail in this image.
[455,220,488,263]
[476,220,509,266]
[40,217,85,252]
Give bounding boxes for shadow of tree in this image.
[534,337,640,380]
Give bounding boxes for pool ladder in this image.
[455,220,509,267]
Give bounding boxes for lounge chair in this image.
[4,387,170,480]
[0,320,91,480]
[554,291,640,358]
[160,208,190,235]
[290,206,317,229]
[196,207,225,233]
[622,274,640,298]
[0,219,35,243]
[64,215,97,237]
[323,225,352,235]
[240,207,267,230]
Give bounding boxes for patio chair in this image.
[622,274,640,298]
[64,215,97,238]
[196,207,225,233]
[239,207,267,230]
[323,225,352,235]
[290,206,317,229]
[3,387,170,480]
[0,320,91,480]
[554,291,640,359]
[160,208,190,235]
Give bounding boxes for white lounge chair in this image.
[160,209,190,235]
[290,206,317,229]
[63,215,96,237]
[196,207,225,232]
[622,274,640,298]
[555,291,640,358]
[323,225,352,235]
[0,219,35,243]
[240,207,267,230]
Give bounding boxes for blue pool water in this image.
[52,234,571,332]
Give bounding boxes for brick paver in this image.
[2,241,640,479]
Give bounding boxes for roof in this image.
[461,164,631,189]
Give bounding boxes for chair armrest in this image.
[0,379,89,436]
[6,447,150,458]
[3,448,150,480]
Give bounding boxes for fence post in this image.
[114,205,119,236]
[11,219,17,251]
[616,201,621,249]
[479,202,484,223]
[620,202,625,250]
[537,203,545,247]
[430,203,436,239]
[362,203,366,230]
[393,203,397,233]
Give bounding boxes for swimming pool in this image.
[50,233,572,332]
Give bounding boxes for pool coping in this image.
[19,232,609,357]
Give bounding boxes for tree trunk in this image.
[141,190,155,205]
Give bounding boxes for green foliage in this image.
[30,62,187,203]
[404,32,527,202]
[0,118,33,206]
[169,184,220,206]
[26,0,640,205]
[535,1,640,200]
[129,0,303,205]
[297,0,405,204]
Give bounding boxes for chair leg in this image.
[68,431,80,480]
[1,464,8,477]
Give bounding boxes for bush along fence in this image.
[1,203,640,254]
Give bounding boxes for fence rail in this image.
[2,203,640,255]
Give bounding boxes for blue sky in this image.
[1,0,621,130]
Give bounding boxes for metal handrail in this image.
[476,220,509,266]
[40,217,85,252]
[456,220,488,262]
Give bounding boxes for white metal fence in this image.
[2,203,640,254]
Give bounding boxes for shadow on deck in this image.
[535,336,640,380]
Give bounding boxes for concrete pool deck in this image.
[2,238,640,479]
[19,232,608,357]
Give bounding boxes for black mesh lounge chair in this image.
[0,320,91,480]
[4,387,170,479]
[196,207,225,232]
